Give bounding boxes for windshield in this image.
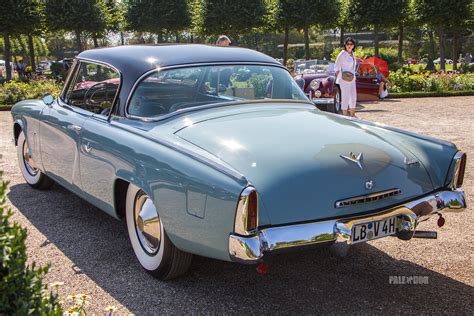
[127,64,309,118]
[294,60,335,75]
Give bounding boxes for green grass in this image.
[388,90,474,98]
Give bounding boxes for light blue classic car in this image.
[11,45,467,279]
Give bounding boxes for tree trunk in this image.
[157,30,163,43]
[120,32,125,45]
[452,33,458,71]
[397,24,404,63]
[175,32,180,43]
[75,29,82,52]
[437,26,446,71]
[283,25,289,66]
[27,34,36,71]
[374,26,379,57]
[190,34,194,43]
[340,26,344,47]
[93,35,99,48]
[304,25,310,60]
[4,33,12,81]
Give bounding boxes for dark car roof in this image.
[77,44,280,76]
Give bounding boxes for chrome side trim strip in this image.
[335,188,401,208]
[229,188,466,264]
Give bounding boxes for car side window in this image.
[64,61,120,116]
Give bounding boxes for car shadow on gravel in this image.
[8,183,473,314]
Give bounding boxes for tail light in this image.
[234,186,259,235]
[447,151,467,189]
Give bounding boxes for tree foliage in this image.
[348,0,407,56]
[45,0,107,51]
[125,0,191,41]
[414,0,472,70]
[199,0,268,42]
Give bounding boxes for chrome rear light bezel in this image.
[447,151,467,189]
[234,186,259,236]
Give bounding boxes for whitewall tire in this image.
[125,183,192,280]
[17,131,54,189]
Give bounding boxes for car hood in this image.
[175,107,435,225]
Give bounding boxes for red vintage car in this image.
[293,59,384,113]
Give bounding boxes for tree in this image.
[0,0,42,80]
[199,0,268,44]
[45,0,107,52]
[414,0,472,71]
[126,0,191,43]
[348,0,406,57]
[275,0,300,65]
[289,0,339,60]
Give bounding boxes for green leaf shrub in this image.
[389,71,474,93]
[0,175,62,314]
[0,80,62,105]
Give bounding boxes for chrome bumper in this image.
[228,189,466,264]
[311,98,334,105]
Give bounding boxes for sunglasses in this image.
[346,43,354,46]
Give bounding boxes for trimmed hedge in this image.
[0,80,61,105]
[0,176,62,315]
[388,90,474,98]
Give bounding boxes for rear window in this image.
[127,64,308,118]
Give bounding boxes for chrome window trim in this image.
[59,59,79,102]
[124,62,312,122]
[59,57,123,120]
[335,188,402,208]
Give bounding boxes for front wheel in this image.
[125,184,193,280]
[17,131,54,189]
[328,86,342,114]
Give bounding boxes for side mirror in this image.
[42,94,55,106]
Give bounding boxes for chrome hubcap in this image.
[22,139,38,176]
[134,193,161,255]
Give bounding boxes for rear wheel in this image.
[125,183,192,280]
[17,131,54,189]
[328,86,341,113]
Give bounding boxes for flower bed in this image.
[389,68,474,93]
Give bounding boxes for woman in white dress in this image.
[334,37,357,117]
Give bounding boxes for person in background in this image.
[216,35,231,47]
[335,37,357,117]
[375,66,390,99]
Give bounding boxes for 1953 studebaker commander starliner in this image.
[12,45,467,279]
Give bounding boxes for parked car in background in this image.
[11,45,467,280]
[294,59,384,113]
[407,58,418,65]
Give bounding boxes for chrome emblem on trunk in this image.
[340,152,363,170]
[365,180,374,190]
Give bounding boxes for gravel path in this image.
[0,97,473,314]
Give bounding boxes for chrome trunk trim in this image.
[335,188,401,208]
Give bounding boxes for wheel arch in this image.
[13,119,24,146]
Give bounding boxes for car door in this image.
[356,62,380,101]
[40,61,91,192]
[76,61,122,216]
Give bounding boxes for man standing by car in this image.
[216,35,231,47]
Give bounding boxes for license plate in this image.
[351,216,397,244]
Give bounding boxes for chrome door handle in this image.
[67,124,82,133]
[83,142,92,153]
